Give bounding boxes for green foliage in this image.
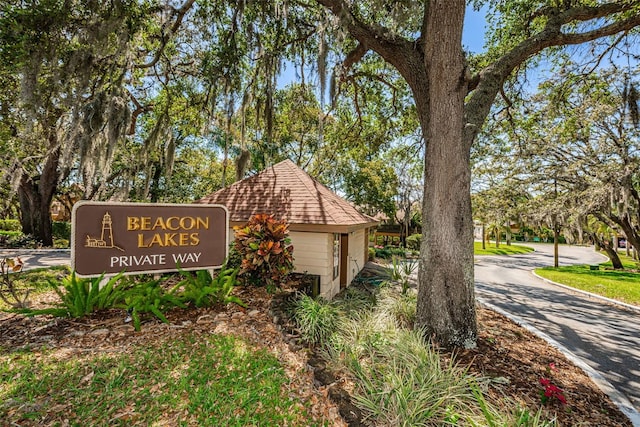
[291,294,339,346]
[12,272,127,318]
[2,233,39,248]
[342,157,398,218]
[406,233,421,250]
[233,214,294,290]
[385,291,417,329]
[13,263,245,331]
[334,286,377,316]
[367,246,375,261]
[177,267,245,308]
[384,256,418,295]
[374,246,408,260]
[0,230,22,239]
[346,330,488,425]
[320,289,550,426]
[51,273,126,318]
[122,277,186,331]
[0,219,21,231]
[52,221,71,240]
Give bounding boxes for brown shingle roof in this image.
[197,159,378,229]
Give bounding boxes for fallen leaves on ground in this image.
[0,284,633,426]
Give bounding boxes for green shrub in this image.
[13,273,127,317]
[406,233,422,251]
[385,291,417,329]
[54,238,70,248]
[367,247,375,261]
[374,246,408,260]
[0,230,22,238]
[55,273,130,317]
[52,221,71,240]
[12,265,245,331]
[4,233,39,248]
[374,247,391,259]
[224,244,243,270]
[123,277,186,331]
[177,267,245,308]
[0,219,21,231]
[292,294,339,346]
[347,331,464,424]
[334,286,376,316]
[233,214,294,289]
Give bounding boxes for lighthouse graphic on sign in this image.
[85,212,124,251]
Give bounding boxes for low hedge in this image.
[0,219,21,232]
[0,230,22,238]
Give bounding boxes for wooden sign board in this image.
[72,202,228,277]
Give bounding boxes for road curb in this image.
[478,298,640,427]
[0,248,71,254]
[531,270,640,314]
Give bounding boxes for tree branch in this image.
[315,0,422,81]
[135,0,196,69]
[126,90,154,135]
[465,2,640,148]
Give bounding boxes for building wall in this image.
[288,231,337,298]
[229,228,367,300]
[347,228,367,287]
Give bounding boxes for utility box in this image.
[300,274,321,297]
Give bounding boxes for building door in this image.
[340,233,349,288]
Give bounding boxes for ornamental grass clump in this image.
[291,294,339,346]
[321,286,552,426]
[233,214,294,290]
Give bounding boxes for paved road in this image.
[475,243,640,414]
[0,249,70,271]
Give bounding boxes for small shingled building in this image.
[197,159,379,299]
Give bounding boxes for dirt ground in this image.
[0,284,633,426]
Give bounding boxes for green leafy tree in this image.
[512,67,640,267]
[313,0,640,347]
[0,0,176,244]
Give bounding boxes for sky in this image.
[463,4,488,53]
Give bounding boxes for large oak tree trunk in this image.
[318,0,640,349]
[16,141,59,247]
[414,0,477,349]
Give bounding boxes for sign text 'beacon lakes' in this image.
[72,202,228,277]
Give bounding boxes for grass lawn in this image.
[0,334,320,426]
[474,241,534,256]
[535,253,640,306]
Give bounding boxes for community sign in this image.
[71,202,228,277]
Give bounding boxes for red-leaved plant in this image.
[539,363,567,405]
[233,214,294,290]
